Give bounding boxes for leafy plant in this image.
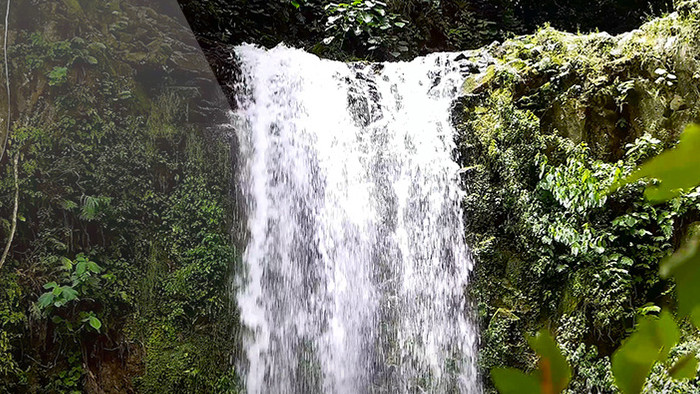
[611,311,680,394]
[323,0,411,58]
[612,124,700,202]
[47,66,68,86]
[607,124,700,393]
[37,254,104,333]
[78,195,112,221]
[49,352,83,393]
[492,330,571,393]
[494,124,700,394]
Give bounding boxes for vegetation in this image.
[455,3,700,391]
[1,0,698,392]
[178,0,672,61]
[0,1,238,392]
[491,124,700,394]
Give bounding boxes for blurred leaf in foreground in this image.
[611,124,700,202]
[491,368,540,394]
[611,311,679,394]
[659,222,700,325]
[668,353,699,380]
[492,330,571,394]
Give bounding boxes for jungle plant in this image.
[48,352,83,393]
[47,66,68,87]
[37,254,105,333]
[323,0,411,58]
[492,124,700,393]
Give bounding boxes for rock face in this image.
[453,2,700,392]
[456,7,700,160]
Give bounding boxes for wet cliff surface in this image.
[454,2,700,391]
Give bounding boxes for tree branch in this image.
[0,0,10,164]
[0,153,18,270]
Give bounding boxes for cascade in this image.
[233,44,480,393]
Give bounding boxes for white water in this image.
[233,44,479,393]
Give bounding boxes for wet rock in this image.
[452,1,700,160]
[670,95,688,111]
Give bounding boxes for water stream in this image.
[232,44,479,393]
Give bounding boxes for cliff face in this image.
[1,1,239,392]
[454,1,700,392]
[459,0,700,159]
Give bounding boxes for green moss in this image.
[458,4,700,392]
[137,323,240,393]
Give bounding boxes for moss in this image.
[61,0,84,15]
[464,2,700,160]
[0,273,25,388]
[137,323,239,393]
[457,2,700,391]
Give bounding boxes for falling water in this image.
[232,44,479,393]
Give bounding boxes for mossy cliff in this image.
[0,1,239,392]
[455,1,700,392]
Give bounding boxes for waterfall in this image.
[232,44,479,393]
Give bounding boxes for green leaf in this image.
[669,353,699,380]
[47,66,68,86]
[60,256,73,271]
[492,368,540,394]
[611,124,700,202]
[613,358,653,394]
[491,330,570,394]
[612,311,679,394]
[88,42,106,51]
[637,303,661,317]
[659,223,700,320]
[87,261,102,273]
[37,292,54,309]
[61,286,79,302]
[291,0,300,8]
[76,260,87,276]
[88,316,102,331]
[528,330,572,393]
[43,281,58,290]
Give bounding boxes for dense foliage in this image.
[0,1,239,392]
[490,125,700,394]
[178,0,672,61]
[456,5,700,391]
